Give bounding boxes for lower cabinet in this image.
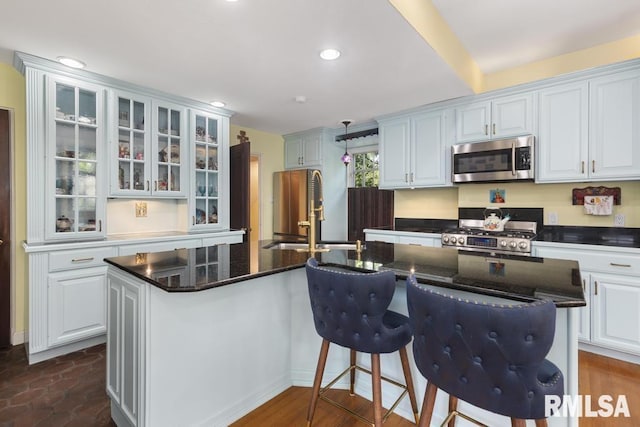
[48,267,108,347]
[534,242,640,359]
[107,268,145,427]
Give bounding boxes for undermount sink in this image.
[264,242,363,251]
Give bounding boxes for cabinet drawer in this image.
[49,247,117,272]
[535,246,640,276]
[118,239,201,256]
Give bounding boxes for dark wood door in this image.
[230,142,250,242]
[348,187,394,241]
[0,110,10,348]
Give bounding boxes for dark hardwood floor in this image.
[0,344,638,426]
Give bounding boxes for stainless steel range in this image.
[442,208,543,255]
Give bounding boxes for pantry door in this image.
[0,109,11,348]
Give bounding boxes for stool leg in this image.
[306,339,330,427]
[371,353,383,427]
[349,349,356,396]
[418,382,437,427]
[448,395,458,427]
[398,347,420,424]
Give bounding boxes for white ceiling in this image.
[1,0,639,135]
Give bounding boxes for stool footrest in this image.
[318,363,410,425]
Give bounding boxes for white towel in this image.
[584,195,613,215]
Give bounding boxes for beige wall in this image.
[0,62,27,342]
[395,180,640,227]
[229,124,284,240]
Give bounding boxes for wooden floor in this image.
[231,351,640,426]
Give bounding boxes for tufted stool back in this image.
[306,258,412,354]
[406,275,564,423]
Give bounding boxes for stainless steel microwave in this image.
[452,135,535,183]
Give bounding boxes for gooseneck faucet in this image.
[298,170,327,253]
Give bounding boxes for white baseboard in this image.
[11,330,25,346]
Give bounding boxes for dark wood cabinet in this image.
[347,188,394,241]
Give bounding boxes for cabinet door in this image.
[578,275,591,342]
[537,82,589,182]
[152,101,187,197]
[107,278,122,404]
[379,117,410,188]
[590,70,640,179]
[591,272,640,354]
[411,110,446,186]
[47,75,106,240]
[301,134,322,167]
[121,279,142,426]
[284,138,302,169]
[491,93,534,139]
[191,110,224,230]
[111,90,152,196]
[455,101,490,143]
[48,267,107,346]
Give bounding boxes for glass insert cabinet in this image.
[48,76,105,240]
[190,110,226,230]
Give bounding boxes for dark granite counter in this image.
[105,240,585,307]
[536,225,640,248]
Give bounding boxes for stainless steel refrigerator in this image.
[273,169,321,242]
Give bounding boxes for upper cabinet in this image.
[284,133,322,169]
[379,108,450,189]
[537,69,640,182]
[589,70,640,179]
[152,101,187,197]
[47,75,106,240]
[189,110,229,231]
[455,92,535,143]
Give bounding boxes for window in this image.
[350,149,379,188]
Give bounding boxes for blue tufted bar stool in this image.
[305,258,420,426]
[406,276,563,427]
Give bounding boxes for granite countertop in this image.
[104,240,585,307]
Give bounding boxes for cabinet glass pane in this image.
[195,247,206,264]
[170,110,180,136]
[195,199,206,224]
[56,84,75,119]
[133,132,144,160]
[207,118,218,143]
[56,122,75,158]
[118,97,131,128]
[118,161,130,189]
[133,101,145,130]
[133,162,145,190]
[78,126,96,160]
[195,144,206,169]
[195,116,206,142]
[158,136,168,163]
[56,198,75,232]
[207,147,218,170]
[196,171,206,196]
[78,89,97,123]
[118,130,130,159]
[170,137,181,164]
[208,172,218,197]
[157,164,169,191]
[158,107,168,134]
[170,166,180,191]
[195,265,207,285]
[208,200,218,224]
[78,161,96,196]
[78,198,97,232]
[56,159,75,195]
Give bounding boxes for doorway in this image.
[0,109,11,348]
[249,155,260,243]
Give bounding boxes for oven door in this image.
[452,135,534,183]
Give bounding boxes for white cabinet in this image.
[590,272,640,355]
[107,268,145,427]
[284,133,322,169]
[379,109,449,189]
[533,242,640,360]
[589,70,640,179]
[48,266,108,346]
[47,75,106,240]
[537,82,589,182]
[364,229,442,247]
[537,70,640,182]
[110,90,152,196]
[189,109,229,231]
[151,101,187,197]
[455,92,534,143]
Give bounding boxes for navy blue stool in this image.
[305,258,419,426]
[406,276,563,427]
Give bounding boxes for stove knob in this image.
[518,241,528,250]
[500,240,508,248]
[450,236,457,244]
[442,235,450,244]
[457,237,465,245]
[509,241,517,249]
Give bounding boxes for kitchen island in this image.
[104,241,584,427]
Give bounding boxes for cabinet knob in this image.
[154,181,157,191]
[594,281,598,295]
[146,180,150,191]
[484,124,488,135]
[492,123,496,135]
[592,160,595,173]
[581,161,585,174]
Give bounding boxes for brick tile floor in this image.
[0,344,114,427]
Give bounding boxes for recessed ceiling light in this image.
[56,56,86,69]
[319,48,341,61]
[210,101,226,108]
